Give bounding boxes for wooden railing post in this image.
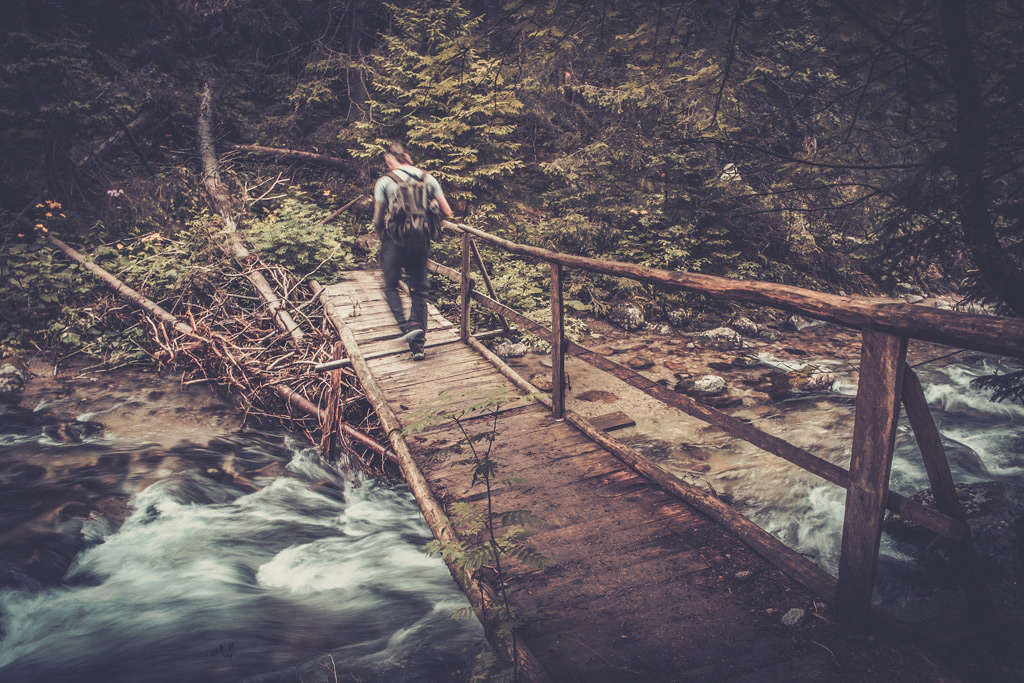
[836,329,908,624]
[460,231,472,342]
[551,262,566,419]
[902,365,993,614]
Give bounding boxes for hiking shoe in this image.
[399,327,424,343]
[412,351,426,361]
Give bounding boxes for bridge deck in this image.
[321,270,926,682]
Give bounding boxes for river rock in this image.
[608,302,645,331]
[729,316,760,337]
[890,482,1024,583]
[627,355,654,370]
[904,294,925,304]
[665,360,688,373]
[691,327,744,350]
[646,323,675,336]
[529,373,552,391]
[494,341,530,359]
[765,367,835,399]
[781,608,805,627]
[666,308,690,329]
[0,360,28,404]
[785,315,823,331]
[677,375,727,397]
[576,390,618,403]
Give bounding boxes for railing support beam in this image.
[836,329,908,624]
[460,232,472,342]
[902,365,993,614]
[551,263,566,419]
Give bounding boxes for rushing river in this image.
[0,373,484,683]
[675,352,1024,607]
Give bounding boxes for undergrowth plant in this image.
[405,388,550,683]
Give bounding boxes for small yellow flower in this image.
[35,223,43,229]
[35,203,44,208]
[59,213,66,218]
[116,243,123,249]
[17,233,25,238]
[41,226,48,232]
[45,212,52,217]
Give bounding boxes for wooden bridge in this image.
[312,225,1024,682]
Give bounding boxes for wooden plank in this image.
[590,411,636,432]
[836,329,908,624]
[313,281,552,683]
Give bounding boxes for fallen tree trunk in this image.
[47,234,196,339]
[197,83,304,343]
[224,141,356,173]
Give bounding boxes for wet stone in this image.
[494,342,530,359]
[734,570,753,582]
[576,390,618,403]
[692,327,744,350]
[664,360,688,373]
[626,355,655,370]
[781,608,805,627]
[608,302,646,331]
[529,373,553,392]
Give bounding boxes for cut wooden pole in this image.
[551,262,566,419]
[470,239,512,334]
[460,232,472,342]
[320,341,345,462]
[312,281,551,683]
[836,329,908,624]
[46,235,197,339]
[902,365,993,614]
[441,222,1024,358]
[224,141,356,173]
[197,83,304,343]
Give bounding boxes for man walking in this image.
[373,143,453,360]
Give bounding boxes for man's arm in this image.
[437,195,453,219]
[373,201,387,236]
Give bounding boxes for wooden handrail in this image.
[441,221,1024,358]
[430,219,1008,625]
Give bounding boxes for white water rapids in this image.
[0,376,484,683]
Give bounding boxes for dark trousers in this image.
[379,239,430,353]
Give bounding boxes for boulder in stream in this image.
[607,302,645,331]
[0,359,28,404]
[691,327,744,350]
[494,341,530,359]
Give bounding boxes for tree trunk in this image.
[940,0,1024,316]
[197,84,305,342]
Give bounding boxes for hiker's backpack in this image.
[384,170,443,247]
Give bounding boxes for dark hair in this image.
[386,143,413,165]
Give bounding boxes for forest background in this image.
[1,0,1022,370]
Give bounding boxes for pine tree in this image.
[354,0,522,209]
